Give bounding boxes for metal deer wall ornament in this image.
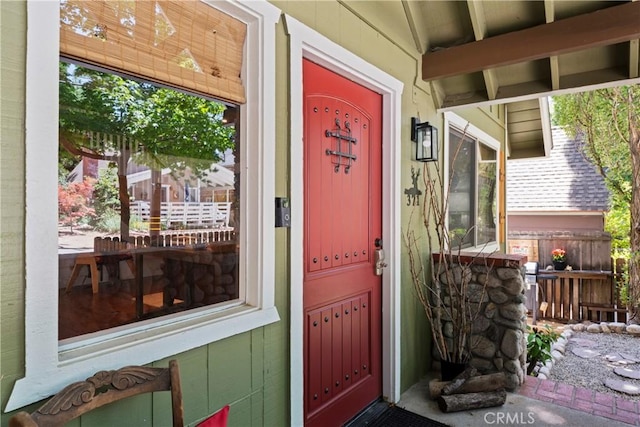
[404,166,422,206]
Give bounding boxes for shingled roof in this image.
[506,126,610,213]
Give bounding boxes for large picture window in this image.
[446,114,499,251]
[58,61,240,340]
[7,0,280,411]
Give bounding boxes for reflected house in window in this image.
[67,155,235,229]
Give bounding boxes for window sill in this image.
[6,304,279,411]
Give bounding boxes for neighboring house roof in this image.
[506,126,610,213]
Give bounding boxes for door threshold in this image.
[342,398,387,426]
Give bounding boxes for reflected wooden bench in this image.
[65,238,136,294]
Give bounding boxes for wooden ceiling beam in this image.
[544,0,560,90]
[466,0,498,99]
[422,1,640,81]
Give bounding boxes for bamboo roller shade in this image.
[60,0,246,104]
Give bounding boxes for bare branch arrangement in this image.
[403,128,491,365]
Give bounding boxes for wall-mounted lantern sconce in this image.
[411,117,438,162]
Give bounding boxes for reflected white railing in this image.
[130,201,231,228]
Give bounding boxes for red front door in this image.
[303,59,383,427]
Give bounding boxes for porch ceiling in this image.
[403,0,640,159]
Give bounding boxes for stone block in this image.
[499,303,526,321]
[586,323,601,333]
[501,329,524,360]
[626,324,640,335]
[471,335,496,359]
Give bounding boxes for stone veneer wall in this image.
[431,252,528,390]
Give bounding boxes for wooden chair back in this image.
[9,360,183,427]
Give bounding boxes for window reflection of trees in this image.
[58,61,240,339]
[448,128,497,249]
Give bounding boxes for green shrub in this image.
[129,215,147,232]
[93,209,122,233]
[526,325,560,376]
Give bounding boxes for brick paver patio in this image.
[519,376,640,425]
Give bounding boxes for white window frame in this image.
[444,111,500,253]
[6,0,281,411]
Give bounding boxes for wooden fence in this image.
[94,229,235,252]
[536,258,627,323]
[509,231,629,322]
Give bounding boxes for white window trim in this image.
[284,15,404,426]
[6,0,281,412]
[444,111,501,254]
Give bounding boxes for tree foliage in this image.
[92,163,120,217]
[553,86,640,320]
[553,88,634,206]
[58,178,96,233]
[58,61,235,240]
[59,61,234,175]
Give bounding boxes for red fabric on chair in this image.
[197,405,229,427]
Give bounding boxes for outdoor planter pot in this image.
[553,261,567,271]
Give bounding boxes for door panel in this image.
[303,59,382,427]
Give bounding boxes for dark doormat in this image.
[344,401,450,427]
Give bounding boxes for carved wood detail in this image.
[37,366,164,416]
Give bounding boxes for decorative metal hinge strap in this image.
[325,118,357,173]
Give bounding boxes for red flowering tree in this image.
[58,178,96,233]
